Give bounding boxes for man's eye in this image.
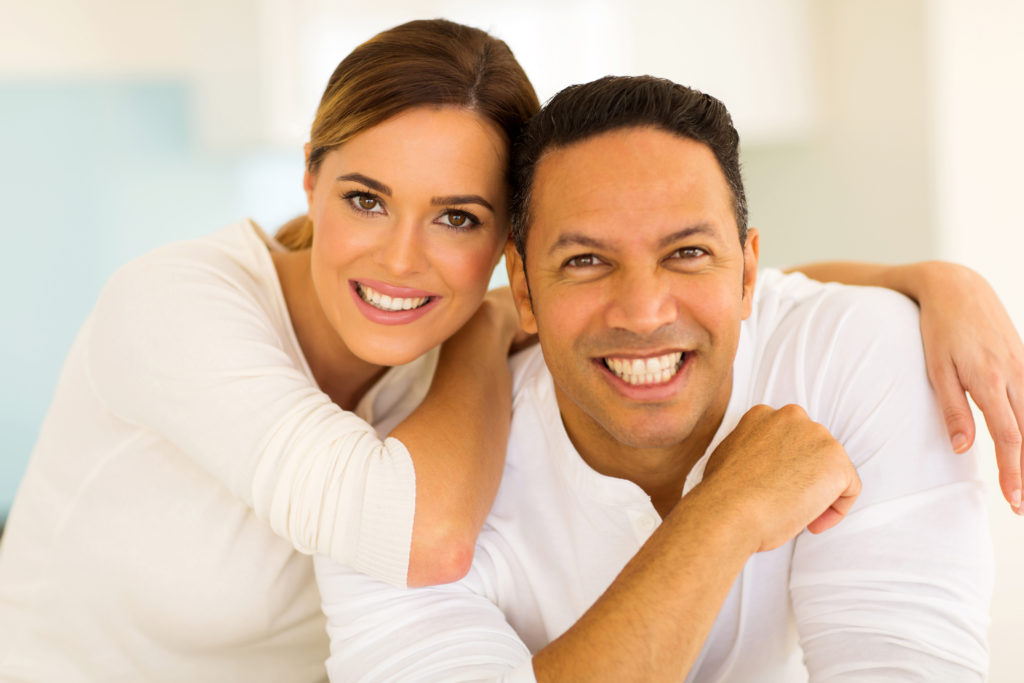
[671,247,707,259]
[565,254,604,268]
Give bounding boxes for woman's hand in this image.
[480,286,538,355]
[790,260,1024,513]
[909,263,1024,513]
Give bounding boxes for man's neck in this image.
[554,384,731,519]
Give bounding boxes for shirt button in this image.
[636,515,658,534]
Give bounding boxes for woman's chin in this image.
[348,337,440,369]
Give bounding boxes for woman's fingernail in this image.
[952,433,969,453]
[1013,489,1022,512]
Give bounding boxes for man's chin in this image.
[603,419,697,451]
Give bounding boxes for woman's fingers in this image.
[914,262,1024,513]
[927,353,978,455]
[974,383,1024,512]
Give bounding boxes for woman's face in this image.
[304,106,509,367]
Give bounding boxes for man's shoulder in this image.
[752,268,920,337]
[749,271,922,380]
[509,346,551,403]
[745,275,944,471]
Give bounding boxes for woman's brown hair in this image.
[276,18,540,250]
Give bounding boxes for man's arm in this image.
[316,405,860,682]
[789,260,1024,512]
[784,285,992,681]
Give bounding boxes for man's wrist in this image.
[671,483,763,562]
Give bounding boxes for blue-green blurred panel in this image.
[0,80,301,513]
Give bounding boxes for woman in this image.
[0,19,538,682]
[0,17,1019,683]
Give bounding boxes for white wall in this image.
[746,0,936,267]
[928,2,1024,680]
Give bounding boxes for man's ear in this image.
[505,241,538,334]
[741,228,760,320]
[303,143,315,213]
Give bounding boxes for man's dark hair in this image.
[509,75,748,261]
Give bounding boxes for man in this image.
[315,76,992,681]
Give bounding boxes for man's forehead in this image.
[527,127,735,249]
[533,125,716,175]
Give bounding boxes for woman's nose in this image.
[375,219,427,276]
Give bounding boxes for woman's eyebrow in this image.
[335,173,392,196]
[431,195,495,212]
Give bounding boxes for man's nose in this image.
[604,269,678,336]
[375,218,427,276]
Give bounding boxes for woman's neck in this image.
[271,249,387,411]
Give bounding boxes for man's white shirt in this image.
[315,269,993,682]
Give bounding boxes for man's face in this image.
[507,126,759,458]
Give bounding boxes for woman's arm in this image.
[789,261,1024,513]
[86,231,525,590]
[391,289,522,586]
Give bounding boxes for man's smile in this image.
[602,351,686,386]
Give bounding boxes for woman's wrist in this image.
[881,261,976,307]
[441,300,514,366]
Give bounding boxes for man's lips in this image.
[600,350,687,386]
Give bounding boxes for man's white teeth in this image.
[357,283,429,311]
[605,352,684,385]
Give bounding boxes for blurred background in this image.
[1,0,1021,678]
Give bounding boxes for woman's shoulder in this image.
[89,219,295,366]
[83,219,307,425]
[111,219,280,296]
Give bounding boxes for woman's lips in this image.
[356,278,437,299]
[349,280,441,325]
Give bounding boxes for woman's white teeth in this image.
[605,352,684,385]
[358,283,429,311]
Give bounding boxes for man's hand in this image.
[699,404,862,553]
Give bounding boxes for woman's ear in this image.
[303,143,315,213]
[505,241,537,334]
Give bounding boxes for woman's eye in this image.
[437,210,480,230]
[344,192,385,214]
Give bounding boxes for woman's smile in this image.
[349,279,441,325]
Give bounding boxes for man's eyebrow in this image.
[431,195,495,212]
[335,173,392,196]
[548,232,611,255]
[657,224,718,249]
[548,224,719,256]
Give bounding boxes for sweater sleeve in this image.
[83,234,418,587]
